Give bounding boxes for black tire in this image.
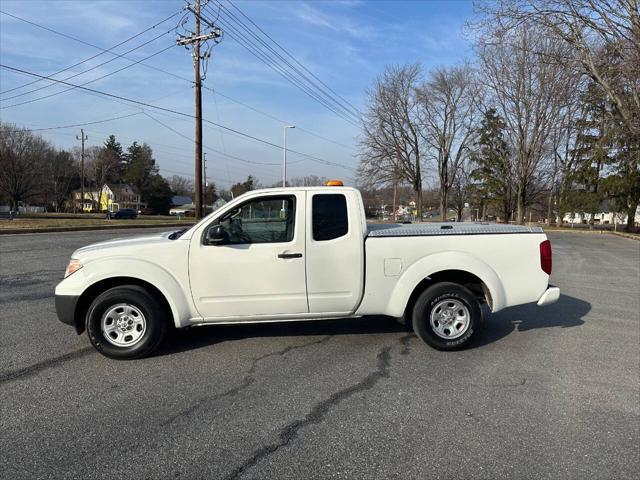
[412,282,481,351]
[86,285,168,359]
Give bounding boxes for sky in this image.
[0,0,474,189]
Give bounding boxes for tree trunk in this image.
[516,187,525,224]
[415,186,423,221]
[439,195,447,222]
[626,203,637,232]
[502,199,511,223]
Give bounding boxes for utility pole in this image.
[76,129,88,213]
[176,0,221,219]
[203,151,208,214]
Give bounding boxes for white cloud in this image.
[294,2,376,39]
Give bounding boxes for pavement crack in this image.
[0,347,94,385]
[225,346,393,480]
[161,335,333,426]
[399,333,415,355]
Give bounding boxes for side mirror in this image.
[205,224,229,245]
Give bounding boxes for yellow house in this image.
[73,184,141,212]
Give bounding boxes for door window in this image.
[211,196,295,244]
[312,194,348,241]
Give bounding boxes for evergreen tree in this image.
[142,174,173,215]
[470,108,515,222]
[230,175,256,197]
[103,135,125,184]
[124,142,158,193]
[104,135,123,159]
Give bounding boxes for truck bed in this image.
[366,222,543,237]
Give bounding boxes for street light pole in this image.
[283,125,295,187]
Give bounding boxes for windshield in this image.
[168,201,230,240]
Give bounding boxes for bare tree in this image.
[358,64,426,217]
[420,64,481,221]
[480,0,639,139]
[548,92,587,223]
[0,124,50,210]
[450,160,474,221]
[168,175,195,197]
[288,175,329,187]
[44,150,77,212]
[477,24,577,223]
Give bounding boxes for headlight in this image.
[64,259,83,278]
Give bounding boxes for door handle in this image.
[278,252,303,259]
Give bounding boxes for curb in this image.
[608,231,640,241]
[543,228,640,241]
[0,222,196,235]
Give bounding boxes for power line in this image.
[226,0,363,119]
[205,87,356,152]
[2,30,173,103]
[0,9,189,86]
[205,4,360,125]
[214,1,362,122]
[0,9,181,96]
[0,64,354,171]
[205,7,360,127]
[214,24,360,128]
[0,8,357,153]
[143,111,292,166]
[2,38,175,109]
[10,112,144,131]
[13,121,331,184]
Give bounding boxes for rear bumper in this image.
[55,294,79,327]
[537,286,560,306]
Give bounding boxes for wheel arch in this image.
[73,277,174,334]
[403,270,492,321]
[387,251,507,319]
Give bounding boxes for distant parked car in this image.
[113,208,138,219]
[170,207,190,216]
[138,207,155,215]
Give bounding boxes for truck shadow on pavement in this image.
[471,293,590,348]
[154,316,407,357]
[154,293,590,356]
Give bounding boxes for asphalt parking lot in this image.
[1,228,638,479]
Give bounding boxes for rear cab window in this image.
[312,194,348,241]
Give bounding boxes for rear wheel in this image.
[86,285,168,359]
[412,282,481,350]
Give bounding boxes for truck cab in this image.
[189,187,366,321]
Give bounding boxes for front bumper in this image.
[537,286,560,306]
[55,294,79,327]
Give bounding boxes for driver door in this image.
[189,192,308,319]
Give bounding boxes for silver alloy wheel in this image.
[429,298,470,340]
[101,303,146,347]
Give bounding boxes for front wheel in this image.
[86,285,168,359]
[412,282,481,351]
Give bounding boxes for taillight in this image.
[540,240,552,275]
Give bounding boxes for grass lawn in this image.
[0,215,196,231]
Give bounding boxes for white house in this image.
[562,202,640,226]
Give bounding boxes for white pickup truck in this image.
[55,185,559,359]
